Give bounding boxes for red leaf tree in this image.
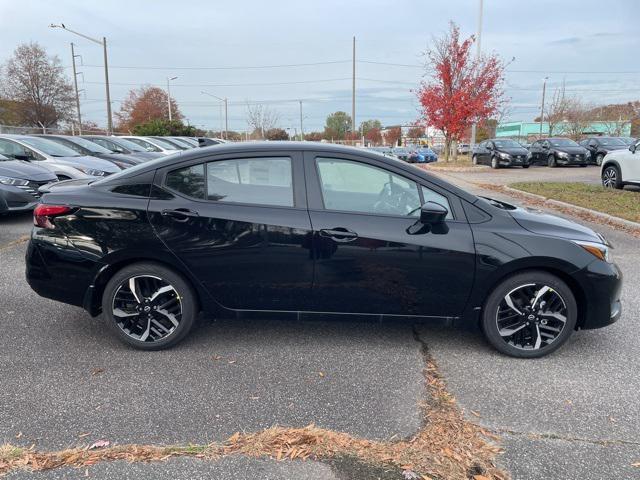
[417,23,504,161]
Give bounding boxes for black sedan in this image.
[472,139,530,169]
[579,137,629,166]
[528,138,589,167]
[0,154,57,213]
[26,142,622,358]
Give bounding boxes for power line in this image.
[72,60,351,71]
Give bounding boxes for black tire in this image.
[602,165,623,189]
[472,155,478,165]
[596,154,604,166]
[547,155,557,168]
[490,156,499,169]
[102,262,197,350]
[522,164,530,169]
[481,271,577,358]
[579,164,587,167]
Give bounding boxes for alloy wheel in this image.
[602,167,617,188]
[495,283,567,351]
[112,275,182,342]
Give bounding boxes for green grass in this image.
[511,182,640,223]
[427,154,476,168]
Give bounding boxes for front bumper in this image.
[0,185,41,213]
[557,155,587,165]
[576,259,623,329]
[499,156,529,167]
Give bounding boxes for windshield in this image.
[150,137,181,150]
[493,140,521,148]
[110,137,148,152]
[549,138,579,147]
[20,137,80,157]
[64,136,113,153]
[599,138,626,146]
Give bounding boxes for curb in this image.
[504,186,640,230]
[422,165,490,173]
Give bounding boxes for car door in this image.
[625,142,640,182]
[303,151,476,318]
[529,141,540,164]
[475,141,486,164]
[586,139,598,162]
[147,150,314,312]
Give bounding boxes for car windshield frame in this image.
[549,138,579,147]
[19,137,81,157]
[150,137,181,150]
[108,137,149,152]
[598,138,626,147]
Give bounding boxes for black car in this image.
[26,142,622,358]
[39,135,144,169]
[472,139,530,169]
[528,138,589,167]
[0,154,57,213]
[579,137,629,166]
[81,136,162,161]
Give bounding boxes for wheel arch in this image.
[601,159,623,181]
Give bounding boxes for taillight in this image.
[33,204,74,229]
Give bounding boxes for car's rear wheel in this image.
[602,165,622,189]
[596,154,604,166]
[102,262,197,350]
[472,155,478,165]
[547,155,557,168]
[481,271,577,358]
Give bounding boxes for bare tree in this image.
[246,103,279,138]
[564,98,592,140]
[0,42,74,128]
[545,81,571,137]
[591,104,633,136]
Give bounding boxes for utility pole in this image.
[224,97,228,139]
[539,77,548,137]
[167,76,178,121]
[50,25,113,134]
[352,36,356,138]
[469,0,483,149]
[299,100,304,140]
[70,43,82,135]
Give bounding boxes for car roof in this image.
[99,141,477,202]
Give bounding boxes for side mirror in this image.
[542,144,549,149]
[630,144,636,153]
[420,201,448,225]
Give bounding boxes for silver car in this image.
[121,136,181,155]
[0,135,120,180]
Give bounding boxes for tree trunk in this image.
[444,138,451,162]
[451,140,458,161]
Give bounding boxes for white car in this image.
[120,136,181,156]
[601,140,640,189]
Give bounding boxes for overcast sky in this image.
[1,0,638,133]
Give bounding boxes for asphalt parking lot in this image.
[1,166,639,479]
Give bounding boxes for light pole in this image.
[167,76,178,121]
[70,43,82,134]
[50,23,113,134]
[201,91,228,139]
[469,0,483,149]
[540,77,549,138]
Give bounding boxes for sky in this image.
[1,0,638,133]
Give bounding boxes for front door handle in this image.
[162,208,199,221]
[319,227,358,243]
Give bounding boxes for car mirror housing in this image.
[420,201,448,225]
[630,144,636,153]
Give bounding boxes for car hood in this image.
[509,205,603,243]
[500,147,529,156]
[94,152,143,165]
[601,145,627,152]
[555,146,587,154]
[52,155,120,173]
[0,160,57,182]
[129,151,162,160]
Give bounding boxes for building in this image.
[496,121,632,141]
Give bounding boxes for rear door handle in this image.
[319,228,358,242]
[162,208,199,221]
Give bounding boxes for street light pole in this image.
[351,36,356,138]
[201,91,228,140]
[50,24,113,134]
[299,100,304,141]
[469,0,483,149]
[167,76,178,121]
[540,77,549,138]
[70,42,82,135]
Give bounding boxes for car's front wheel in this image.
[596,154,604,166]
[602,165,622,189]
[490,156,499,169]
[472,155,478,165]
[102,262,197,350]
[547,155,557,168]
[481,271,577,358]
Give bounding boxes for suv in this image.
[528,138,588,167]
[601,140,640,189]
[579,137,629,166]
[472,139,530,169]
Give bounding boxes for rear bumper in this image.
[576,260,623,329]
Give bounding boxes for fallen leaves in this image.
[87,440,110,450]
[90,368,104,376]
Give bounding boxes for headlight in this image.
[573,240,612,263]
[77,167,107,176]
[111,160,131,169]
[557,151,569,158]
[0,176,29,186]
[498,152,511,159]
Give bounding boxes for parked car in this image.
[472,139,530,169]
[162,137,196,149]
[391,147,410,161]
[121,136,181,155]
[0,154,57,214]
[197,137,226,147]
[0,135,119,180]
[528,138,588,167]
[174,137,199,147]
[579,137,629,166]
[457,143,471,155]
[601,139,640,189]
[618,137,637,146]
[26,142,622,358]
[81,136,162,161]
[39,135,143,169]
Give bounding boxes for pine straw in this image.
[0,355,508,480]
[477,183,640,239]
